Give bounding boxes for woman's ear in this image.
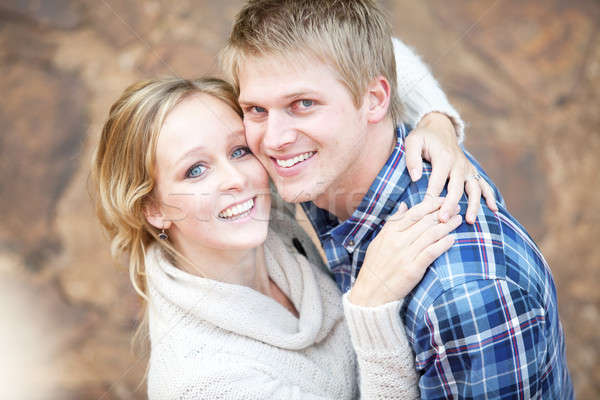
[365,75,391,124]
[143,199,172,230]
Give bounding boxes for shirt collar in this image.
[302,124,413,251]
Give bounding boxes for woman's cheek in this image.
[249,158,271,189]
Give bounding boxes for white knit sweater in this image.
[145,39,461,398]
[392,37,465,142]
[146,226,419,399]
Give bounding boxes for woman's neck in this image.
[173,238,271,297]
[170,238,298,317]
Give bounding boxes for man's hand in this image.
[405,112,498,224]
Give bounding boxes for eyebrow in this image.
[238,90,317,105]
[176,146,207,165]
[174,129,246,165]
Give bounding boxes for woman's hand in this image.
[348,197,461,307]
[406,112,498,224]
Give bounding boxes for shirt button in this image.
[347,239,355,247]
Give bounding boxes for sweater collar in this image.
[145,229,340,350]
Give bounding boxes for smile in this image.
[274,151,316,168]
[218,197,255,220]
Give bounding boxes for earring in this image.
[158,228,168,240]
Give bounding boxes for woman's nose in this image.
[218,160,248,193]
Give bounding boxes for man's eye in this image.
[231,146,251,159]
[185,164,207,178]
[292,99,314,111]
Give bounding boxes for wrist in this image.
[348,284,394,307]
[418,111,456,134]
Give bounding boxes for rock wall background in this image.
[0,0,598,398]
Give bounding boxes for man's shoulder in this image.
[398,193,551,329]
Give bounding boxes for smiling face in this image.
[148,93,271,259]
[238,54,372,206]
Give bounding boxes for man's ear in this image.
[143,198,172,230]
[365,75,391,124]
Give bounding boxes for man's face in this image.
[238,53,371,205]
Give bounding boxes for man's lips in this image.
[271,151,316,168]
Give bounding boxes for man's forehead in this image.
[237,51,337,100]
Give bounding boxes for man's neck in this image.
[313,119,397,221]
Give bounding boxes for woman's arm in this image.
[343,295,420,400]
[393,37,464,141]
[345,198,461,399]
[393,37,498,223]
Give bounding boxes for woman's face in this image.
[148,93,271,258]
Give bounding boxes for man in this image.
[222,0,573,398]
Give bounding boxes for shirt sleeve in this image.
[414,278,550,399]
[342,293,420,400]
[392,37,466,142]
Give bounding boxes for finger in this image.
[400,203,460,245]
[414,234,456,267]
[481,179,498,212]
[388,197,444,230]
[398,209,440,245]
[439,163,466,222]
[410,214,462,257]
[390,202,408,219]
[404,133,424,182]
[425,152,452,199]
[464,178,481,224]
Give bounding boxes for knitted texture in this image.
[146,215,419,399]
[393,37,466,142]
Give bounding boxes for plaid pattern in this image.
[301,125,573,399]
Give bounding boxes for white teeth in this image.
[219,198,255,219]
[276,152,315,168]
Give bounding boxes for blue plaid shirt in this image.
[301,125,573,399]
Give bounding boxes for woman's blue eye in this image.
[251,106,266,113]
[300,99,313,107]
[231,147,251,159]
[186,164,206,178]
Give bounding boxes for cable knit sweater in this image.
[146,228,419,399]
[146,200,420,400]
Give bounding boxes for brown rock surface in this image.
[0,1,598,398]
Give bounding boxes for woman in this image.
[92,76,465,399]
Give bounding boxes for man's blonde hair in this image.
[90,77,240,355]
[221,0,401,124]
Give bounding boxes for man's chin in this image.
[275,182,319,204]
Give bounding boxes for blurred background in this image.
[1,0,598,398]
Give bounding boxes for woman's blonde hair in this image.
[90,76,241,357]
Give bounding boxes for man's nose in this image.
[263,110,297,151]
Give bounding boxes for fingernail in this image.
[410,168,420,181]
[440,212,449,222]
